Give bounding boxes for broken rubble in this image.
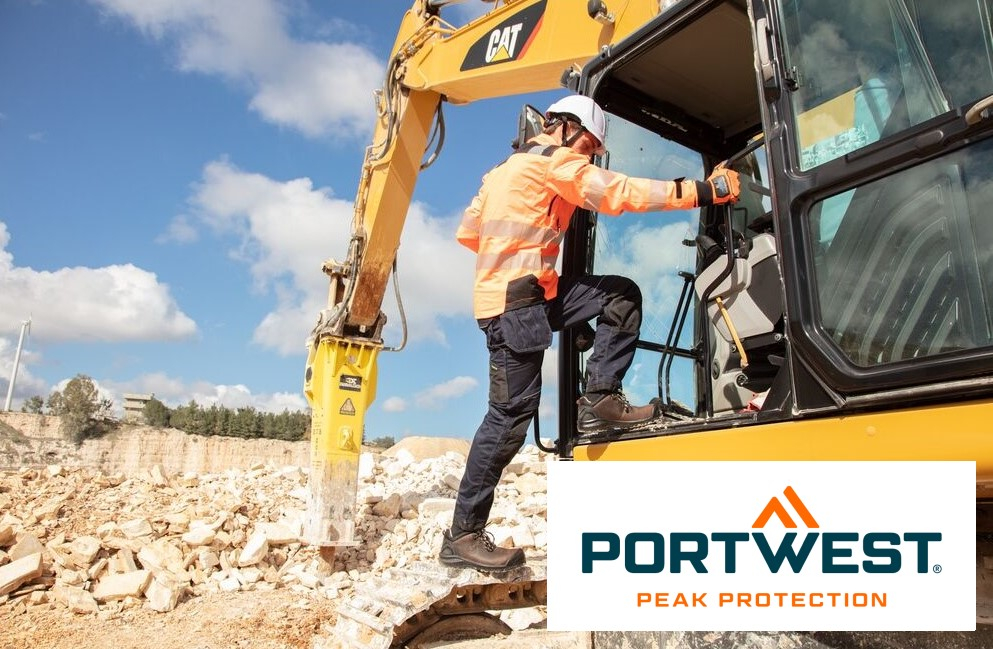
[0,552,44,596]
[0,443,550,624]
[91,569,151,602]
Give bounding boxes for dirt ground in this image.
[0,588,340,649]
[2,424,989,649]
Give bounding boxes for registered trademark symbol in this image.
[933,564,942,573]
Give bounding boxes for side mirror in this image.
[511,104,545,150]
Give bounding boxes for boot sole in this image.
[438,554,526,573]
[577,416,656,434]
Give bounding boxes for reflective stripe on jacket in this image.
[456,133,702,319]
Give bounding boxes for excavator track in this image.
[316,559,547,648]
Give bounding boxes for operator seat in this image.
[694,225,785,414]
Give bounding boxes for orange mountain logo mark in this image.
[752,486,819,529]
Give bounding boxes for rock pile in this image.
[0,442,549,624]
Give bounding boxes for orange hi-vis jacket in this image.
[456,133,704,319]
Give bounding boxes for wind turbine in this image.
[4,318,32,412]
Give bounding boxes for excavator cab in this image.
[557,0,993,473]
[312,0,993,642]
[552,0,993,633]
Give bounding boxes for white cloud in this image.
[156,214,199,244]
[89,0,383,139]
[1,367,307,416]
[385,201,478,347]
[177,159,476,355]
[0,222,198,343]
[381,396,407,413]
[414,375,478,410]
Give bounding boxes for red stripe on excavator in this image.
[518,15,543,59]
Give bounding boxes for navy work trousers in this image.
[453,274,642,532]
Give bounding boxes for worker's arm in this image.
[456,180,486,253]
[546,150,740,214]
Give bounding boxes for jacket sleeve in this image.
[545,151,704,215]
[456,181,485,253]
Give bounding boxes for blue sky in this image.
[0,0,567,440]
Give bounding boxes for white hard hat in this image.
[545,95,607,155]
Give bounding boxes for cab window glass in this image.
[591,117,774,415]
[589,116,702,410]
[809,141,993,366]
[777,0,993,170]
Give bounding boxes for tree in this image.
[368,435,396,450]
[143,397,171,427]
[47,374,112,445]
[117,396,310,442]
[46,391,64,415]
[21,395,44,414]
[171,400,207,435]
[232,407,261,438]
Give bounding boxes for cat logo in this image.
[486,23,524,63]
[461,0,546,71]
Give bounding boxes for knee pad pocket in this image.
[604,286,642,334]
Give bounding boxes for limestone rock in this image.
[66,587,100,614]
[9,533,44,561]
[68,536,102,567]
[238,531,268,567]
[258,522,297,545]
[144,575,182,612]
[181,526,215,547]
[92,570,151,602]
[0,524,14,546]
[120,519,154,539]
[0,552,43,596]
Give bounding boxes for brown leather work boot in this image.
[439,529,526,572]
[577,391,659,433]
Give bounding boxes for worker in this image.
[441,95,740,572]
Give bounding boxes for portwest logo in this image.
[581,486,942,575]
[547,461,975,631]
[460,0,545,70]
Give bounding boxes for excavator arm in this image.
[303,0,664,550]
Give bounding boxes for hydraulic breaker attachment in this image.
[303,335,380,549]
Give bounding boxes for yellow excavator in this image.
[302,0,993,646]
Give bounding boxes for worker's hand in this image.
[706,166,740,205]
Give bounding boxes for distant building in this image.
[122,393,154,423]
